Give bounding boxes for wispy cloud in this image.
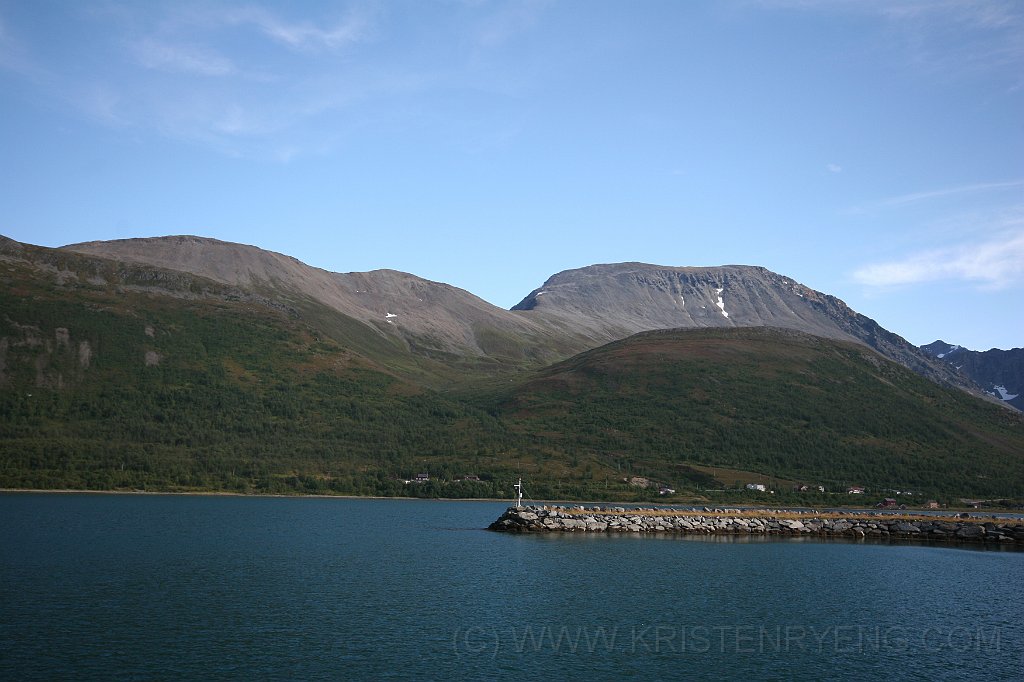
[473,0,548,47]
[222,6,371,51]
[759,0,1020,29]
[756,0,1024,78]
[3,2,545,160]
[133,39,234,76]
[50,4,383,157]
[0,11,44,78]
[853,219,1024,289]
[872,179,1024,209]
[826,163,842,173]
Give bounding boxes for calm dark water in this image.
[2,494,1022,681]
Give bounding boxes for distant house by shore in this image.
[847,486,865,494]
[746,483,766,492]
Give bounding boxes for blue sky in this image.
[1,0,1022,350]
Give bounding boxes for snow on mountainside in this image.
[921,340,1024,411]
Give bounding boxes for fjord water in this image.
[2,495,1021,681]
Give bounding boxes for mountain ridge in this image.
[2,234,1022,499]
[511,261,979,394]
[1,233,998,398]
[60,235,582,368]
[922,340,1024,411]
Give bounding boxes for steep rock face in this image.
[922,341,1024,411]
[62,236,571,363]
[512,263,974,392]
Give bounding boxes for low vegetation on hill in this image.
[483,328,1024,498]
[2,247,1022,502]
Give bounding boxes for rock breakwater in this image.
[488,506,1024,546]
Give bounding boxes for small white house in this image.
[847,486,865,494]
[745,483,767,492]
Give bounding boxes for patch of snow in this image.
[385,313,397,318]
[679,295,685,305]
[993,385,1019,401]
[714,287,729,318]
[536,291,547,296]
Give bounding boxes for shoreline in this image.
[0,488,504,502]
[1,488,1021,518]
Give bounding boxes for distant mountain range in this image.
[2,234,1021,500]
[921,341,1024,411]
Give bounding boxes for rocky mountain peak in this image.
[511,262,977,393]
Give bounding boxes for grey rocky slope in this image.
[512,262,977,393]
[922,341,1024,411]
[55,235,983,394]
[62,236,581,365]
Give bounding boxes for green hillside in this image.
[0,255,525,496]
[484,328,1024,497]
[2,247,1022,501]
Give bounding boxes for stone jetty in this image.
[488,505,1024,546]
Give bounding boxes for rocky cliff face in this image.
[512,262,975,393]
[922,341,1024,411]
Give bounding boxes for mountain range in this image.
[2,234,1021,500]
[59,236,979,393]
[921,341,1024,411]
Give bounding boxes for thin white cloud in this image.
[0,11,44,78]
[759,0,1020,29]
[3,2,535,160]
[827,163,842,173]
[755,0,1024,77]
[474,0,548,47]
[40,4,382,158]
[874,179,1024,208]
[223,6,370,51]
[876,0,1018,29]
[134,39,234,76]
[64,82,136,128]
[853,225,1024,288]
